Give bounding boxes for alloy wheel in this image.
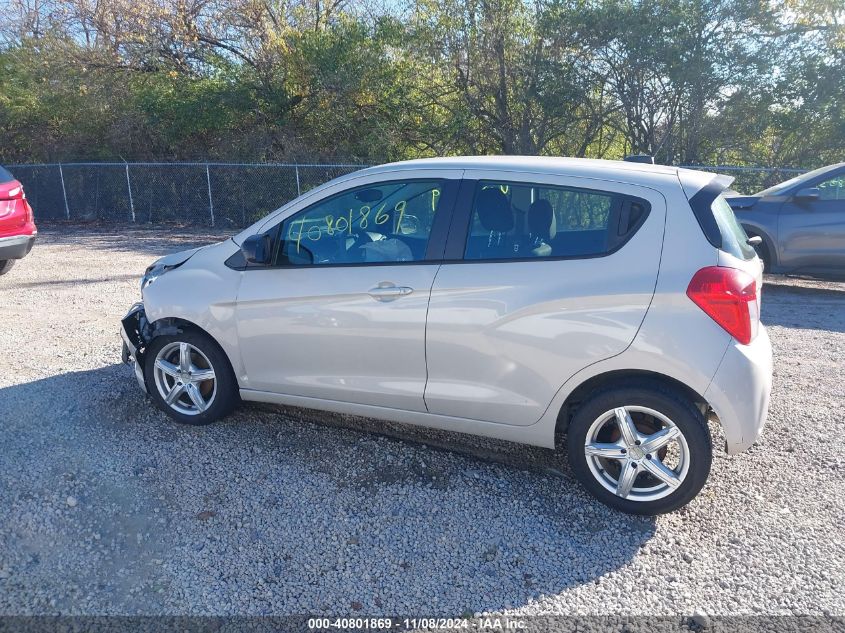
[152,341,217,416]
[583,406,690,502]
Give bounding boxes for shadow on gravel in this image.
[4,274,141,289]
[35,223,233,257]
[0,364,655,614]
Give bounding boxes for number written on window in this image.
[275,181,443,266]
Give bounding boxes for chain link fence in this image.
[5,163,367,228]
[5,162,806,228]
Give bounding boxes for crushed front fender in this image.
[120,302,151,393]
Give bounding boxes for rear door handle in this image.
[368,284,414,301]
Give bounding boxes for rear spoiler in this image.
[687,174,735,250]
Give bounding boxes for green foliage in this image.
[0,0,842,173]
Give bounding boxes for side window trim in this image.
[240,177,461,270]
[423,179,462,261]
[444,178,652,264]
[443,178,478,260]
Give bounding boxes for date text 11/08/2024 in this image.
[306,617,527,630]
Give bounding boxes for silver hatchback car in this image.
[121,157,773,514]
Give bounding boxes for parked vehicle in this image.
[121,157,772,514]
[0,165,37,276]
[726,162,845,274]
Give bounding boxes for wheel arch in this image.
[554,369,709,437]
[146,316,238,379]
[740,223,777,268]
[149,315,209,339]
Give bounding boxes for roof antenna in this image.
[623,155,655,164]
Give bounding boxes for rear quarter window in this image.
[712,195,756,260]
[688,181,756,261]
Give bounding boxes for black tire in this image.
[566,381,712,515]
[0,260,15,276]
[756,241,771,272]
[143,329,239,426]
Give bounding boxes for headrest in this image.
[476,188,513,233]
[527,199,556,239]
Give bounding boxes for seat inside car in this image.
[526,198,556,257]
[467,187,514,259]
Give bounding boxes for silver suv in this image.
[121,157,773,514]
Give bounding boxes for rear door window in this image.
[463,180,649,260]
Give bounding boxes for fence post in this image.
[58,164,70,220]
[295,164,301,196]
[206,164,215,227]
[125,162,136,223]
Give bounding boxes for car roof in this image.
[354,156,722,198]
[784,161,845,182]
[802,161,845,175]
[238,155,728,240]
[378,155,682,175]
[756,161,845,195]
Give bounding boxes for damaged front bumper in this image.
[120,302,151,393]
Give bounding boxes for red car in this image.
[0,165,37,276]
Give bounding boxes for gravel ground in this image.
[0,225,843,618]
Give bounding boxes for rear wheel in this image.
[0,260,15,276]
[566,382,712,515]
[143,329,239,425]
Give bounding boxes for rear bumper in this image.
[705,326,773,454]
[120,302,150,393]
[0,233,36,261]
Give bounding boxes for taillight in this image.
[686,266,759,345]
[0,180,24,201]
[0,179,34,225]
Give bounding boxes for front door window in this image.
[273,180,445,266]
[816,174,845,201]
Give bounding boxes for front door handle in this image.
[368,284,414,301]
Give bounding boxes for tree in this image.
[404,0,610,156]
[0,0,842,168]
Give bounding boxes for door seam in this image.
[422,263,444,413]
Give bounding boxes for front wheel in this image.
[566,383,712,515]
[143,329,239,425]
[0,260,15,276]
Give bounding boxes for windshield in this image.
[0,166,14,183]
[756,164,841,196]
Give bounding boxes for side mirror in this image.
[241,233,272,265]
[747,235,763,246]
[794,187,820,202]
